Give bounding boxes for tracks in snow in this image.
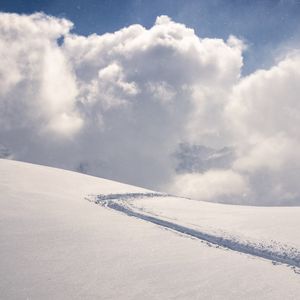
[86,192,300,269]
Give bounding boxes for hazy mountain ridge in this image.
[175,143,235,173]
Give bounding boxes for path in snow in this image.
[86,193,300,269]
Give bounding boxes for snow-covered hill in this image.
[1,159,300,299]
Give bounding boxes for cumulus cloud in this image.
[1,12,300,205]
[225,52,300,205]
[168,170,249,203]
[0,12,81,137]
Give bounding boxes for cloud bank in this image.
[1,12,300,205]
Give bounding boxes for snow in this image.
[89,199,299,267]
[1,158,300,299]
[115,195,300,257]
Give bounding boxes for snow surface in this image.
[103,195,300,265]
[1,158,300,299]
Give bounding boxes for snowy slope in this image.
[1,159,300,299]
[108,195,300,265]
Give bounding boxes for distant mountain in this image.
[175,143,235,173]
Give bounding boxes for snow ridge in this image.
[87,193,300,269]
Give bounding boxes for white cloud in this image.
[168,170,249,203]
[225,52,300,205]
[0,12,81,136]
[1,12,300,205]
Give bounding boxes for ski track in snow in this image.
[86,192,300,270]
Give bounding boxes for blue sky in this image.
[1,0,300,73]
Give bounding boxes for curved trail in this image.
[87,193,300,269]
